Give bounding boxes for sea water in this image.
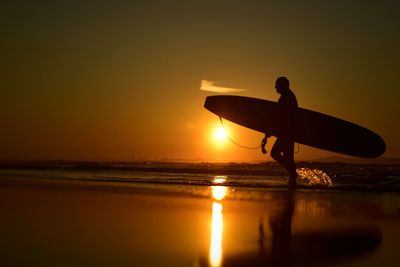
[0,162,399,192]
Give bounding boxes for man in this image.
[261,76,298,187]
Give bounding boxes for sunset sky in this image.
[1,1,399,162]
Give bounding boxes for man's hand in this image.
[261,137,268,154]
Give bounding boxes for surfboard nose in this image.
[204,95,227,116]
[204,96,215,113]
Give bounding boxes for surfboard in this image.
[204,95,385,158]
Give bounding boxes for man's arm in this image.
[261,133,272,154]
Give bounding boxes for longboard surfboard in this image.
[204,95,385,158]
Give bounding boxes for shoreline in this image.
[1,176,399,266]
[1,174,400,197]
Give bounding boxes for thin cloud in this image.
[200,80,247,93]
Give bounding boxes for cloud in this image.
[200,80,247,93]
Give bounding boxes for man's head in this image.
[275,76,290,94]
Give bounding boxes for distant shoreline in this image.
[0,156,400,168]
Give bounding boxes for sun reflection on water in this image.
[209,176,228,267]
[212,186,227,201]
[212,175,227,184]
[210,202,223,267]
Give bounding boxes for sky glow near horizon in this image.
[0,1,399,162]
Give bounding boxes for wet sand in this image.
[0,178,399,266]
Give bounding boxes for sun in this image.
[214,126,228,143]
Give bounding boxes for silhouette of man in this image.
[262,77,298,187]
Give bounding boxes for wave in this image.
[0,162,400,192]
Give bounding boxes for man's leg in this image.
[271,138,297,186]
[282,140,296,175]
[283,141,297,186]
[271,138,286,167]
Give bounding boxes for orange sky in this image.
[1,1,399,162]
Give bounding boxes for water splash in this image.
[297,168,333,187]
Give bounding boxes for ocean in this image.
[1,161,399,193]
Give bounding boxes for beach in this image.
[1,165,400,267]
[2,1,398,266]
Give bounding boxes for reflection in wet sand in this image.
[209,176,228,267]
[210,202,223,267]
[212,186,227,201]
[227,193,380,267]
[203,183,382,267]
[269,191,294,267]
